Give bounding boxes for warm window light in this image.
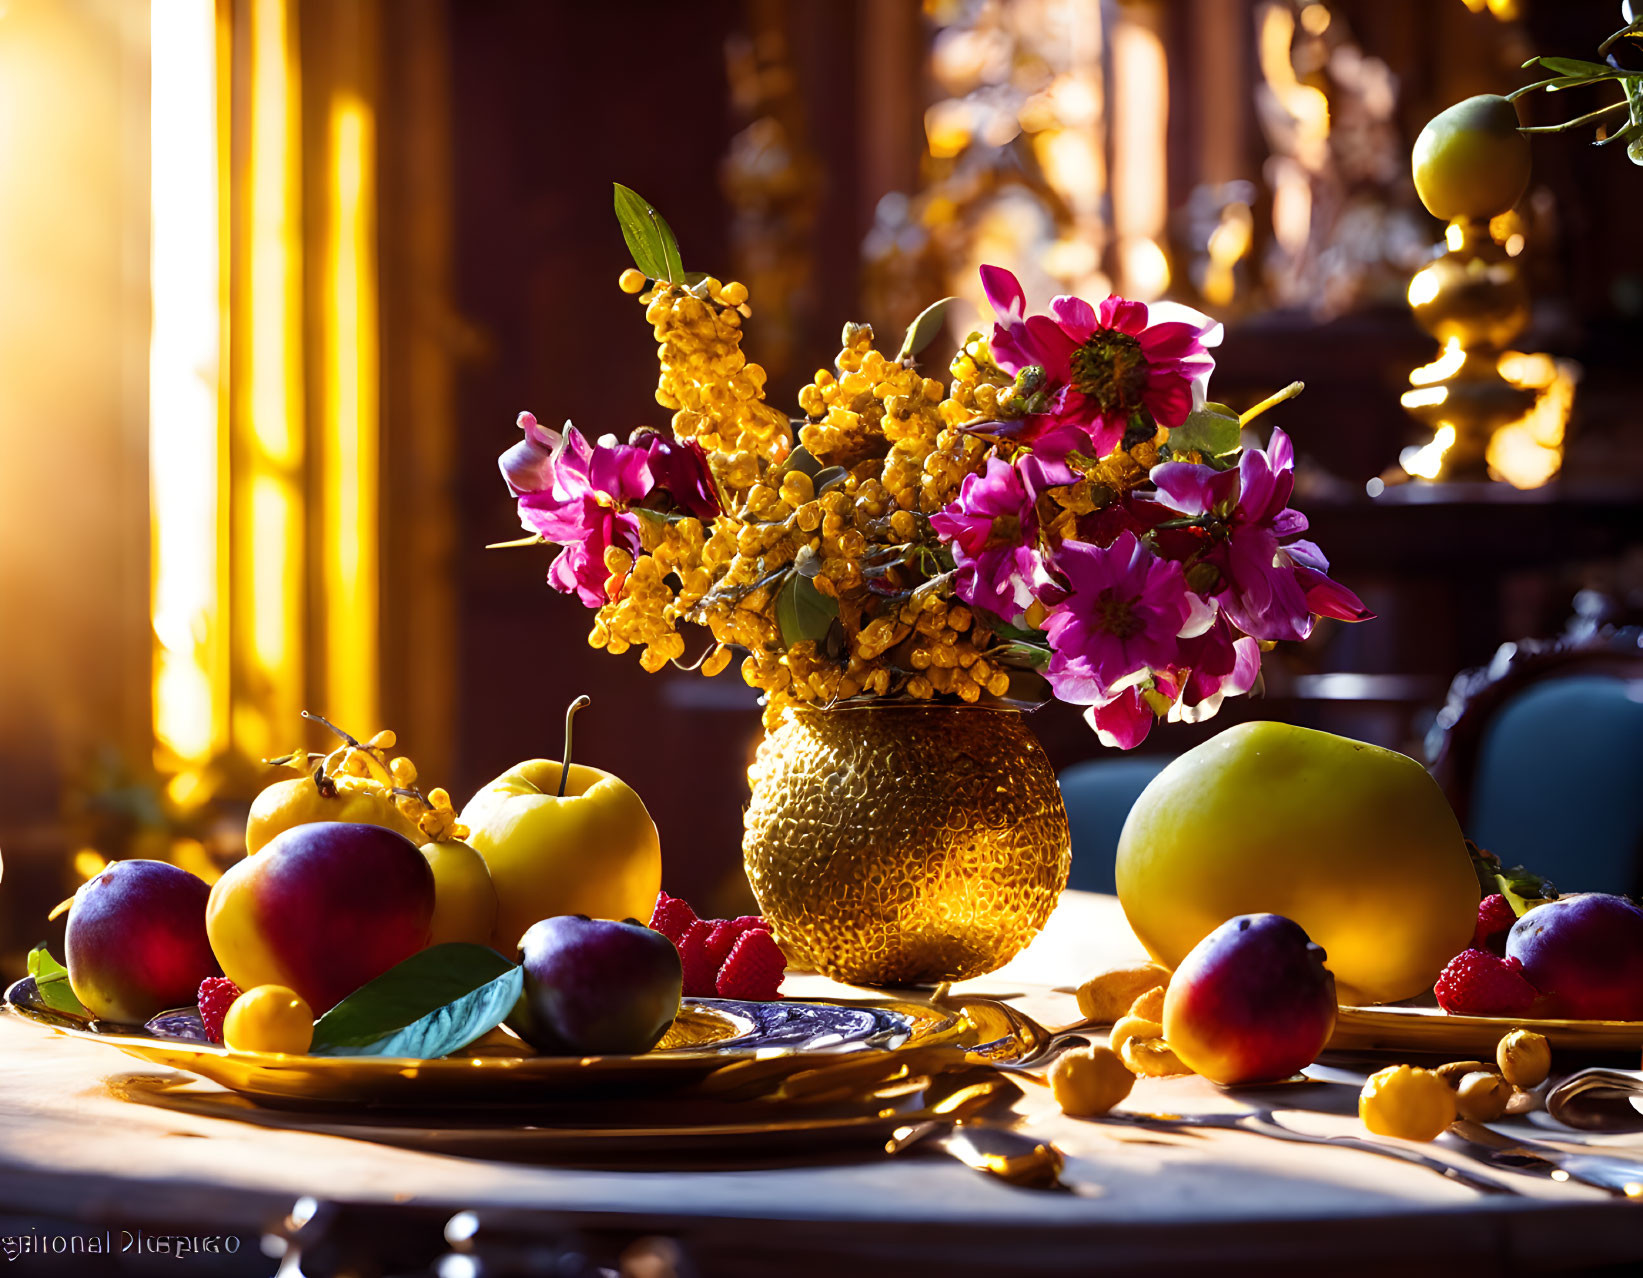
[237,0,305,760]
[1111,7,1168,300]
[150,0,222,769]
[322,95,380,735]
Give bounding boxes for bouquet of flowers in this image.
[497,187,1370,747]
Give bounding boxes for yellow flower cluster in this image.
[581,272,1158,724]
[631,271,789,508]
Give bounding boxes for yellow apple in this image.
[1116,721,1478,1005]
[419,839,499,947]
[459,758,661,953]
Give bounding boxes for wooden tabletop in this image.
[1,893,1640,1277]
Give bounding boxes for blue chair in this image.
[1466,674,1643,896]
[1058,756,1174,895]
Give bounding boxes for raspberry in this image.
[715,928,786,1001]
[648,891,698,945]
[1473,894,1517,954]
[196,977,241,1044]
[677,921,719,998]
[703,920,744,971]
[1434,948,1537,1016]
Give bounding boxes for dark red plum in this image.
[206,821,435,1013]
[1162,913,1337,1085]
[65,860,218,1024]
[508,915,682,1056]
[1505,894,1643,1020]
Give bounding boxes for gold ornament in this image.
[742,705,1070,985]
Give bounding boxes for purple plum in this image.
[1162,913,1338,1085]
[1506,894,1643,1020]
[65,860,219,1024]
[508,915,682,1056]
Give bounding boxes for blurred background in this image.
[3,0,1642,961]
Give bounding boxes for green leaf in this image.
[987,618,1049,643]
[774,573,840,648]
[897,297,959,363]
[1533,56,1621,78]
[988,639,1051,671]
[1167,406,1242,458]
[310,943,522,1059]
[27,946,88,1018]
[783,445,822,478]
[613,184,684,285]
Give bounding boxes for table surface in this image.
[3,892,1641,1276]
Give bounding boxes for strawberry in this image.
[1473,893,1517,955]
[716,928,786,1001]
[1434,948,1537,1016]
[648,891,698,946]
[196,976,241,1044]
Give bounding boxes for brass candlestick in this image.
[1400,96,1575,487]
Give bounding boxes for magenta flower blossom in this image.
[1041,531,1213,704]
[1170,613,1262,713]
[1149,428,1371,642]
[979,266,1221,458]
[500,413,719,608]
[1083,686,1158,750]
[930,455,1065,619]
[631,428,720,522]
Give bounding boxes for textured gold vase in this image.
[742,705,1070,985]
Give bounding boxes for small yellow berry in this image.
[1359,1064,1456,1141]
[1049,1045,1135,1117]
[223,985,314,1055]
[1454,1071,1512,1122]
[1120,1034,1192,1078]
[1496,1028,1551,1089]
[619,268,648,294]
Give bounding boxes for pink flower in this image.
[631,429,720,522]
[930,455,1064,620]
[1041,531,1213,703]
[500,415,654,607]
[1149,428,1371,642]
[979,266,1221,458]
[1171,613,1262,713]
[1083,686,1158,750]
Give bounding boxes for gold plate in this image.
[1332,1004,1643,1055]
[102,1067,1021,1163]
[3,979,1035,1111]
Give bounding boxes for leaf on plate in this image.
[27,945,88,1018]
[309,943,523,1059]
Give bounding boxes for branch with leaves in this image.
[1512,8,1643,165]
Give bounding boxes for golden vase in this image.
[742,704,1070,985]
